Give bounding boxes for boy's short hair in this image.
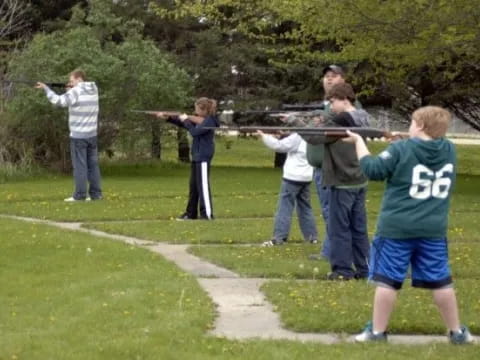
[412,106,451,139]
[326,83,355,103]
[70,69,86,81]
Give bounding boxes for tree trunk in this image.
[274,152,286,168]
[151,120,161,159]
[177,128,190,163]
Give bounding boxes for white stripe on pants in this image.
[201,161,212,219]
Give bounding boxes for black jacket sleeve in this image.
[167,116,186,128]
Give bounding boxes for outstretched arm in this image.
[344,130,399,181]
[36,82,79,108]
[185,115,205,125]
[183,116,217,136]
[258,131,302,153]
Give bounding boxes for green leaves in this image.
[4,2,194,167]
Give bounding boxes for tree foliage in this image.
[3,0,193,169]
[154,0,480,129]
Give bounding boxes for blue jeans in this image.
[273,179,318,242]
[328,186,370,278]
[313,168,330,258]
[70,137,102,200]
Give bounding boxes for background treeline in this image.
[1,0,479,171]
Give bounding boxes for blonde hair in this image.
[70,69,86,81]
[412,106,451,139]
[195,97,217,116]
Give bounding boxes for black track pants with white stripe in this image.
[185,161,214,219]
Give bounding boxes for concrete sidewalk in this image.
[2,214,478,345]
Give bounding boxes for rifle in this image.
[233,103,325,118]
[130,110,183,116]
[130,104,325,120]
[205,126,408,143]
[2,79,68,89]
[280,104,325,111]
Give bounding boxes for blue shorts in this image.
[369,236,452,290]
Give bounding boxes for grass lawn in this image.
[261,279,480,334]
[188,242,480,279]
[1,138,480,358]
[82,175,480,244]
[2,220,479,360]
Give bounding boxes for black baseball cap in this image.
[322,64,345,76]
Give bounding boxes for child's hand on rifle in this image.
[342,130,363,143]
[388,131,408,142]
[311,116,324,126]
[155,112,167,119]
[35,82,47,89]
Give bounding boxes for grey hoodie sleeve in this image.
[44,86,80,108]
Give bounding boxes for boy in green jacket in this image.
[346,106,474,344]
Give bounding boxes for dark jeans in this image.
[185,161,213,219]
[328,186,370,278]
[313,168,330,258]
[70,137,102,200]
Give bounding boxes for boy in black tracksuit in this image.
[157,98,219,220]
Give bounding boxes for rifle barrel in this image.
[2,79,66,88]
[130,110,160,115]
[130,110,184,117]
[281,104,325,111]
[205,126,390,139]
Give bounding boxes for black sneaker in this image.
[354,273,369,280]
[326,271,352,281]
[176,213,196,221]
[199,215,215,220]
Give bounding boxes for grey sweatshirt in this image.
[44,82,99,139]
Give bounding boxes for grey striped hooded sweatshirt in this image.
[44,82,99,139]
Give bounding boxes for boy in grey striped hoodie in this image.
[36,69,102,202]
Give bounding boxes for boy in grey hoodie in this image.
[36,69,102,202]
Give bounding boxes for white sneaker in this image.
[64,197,90,202]
[355,322,388,342]
[449,326,475,344]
